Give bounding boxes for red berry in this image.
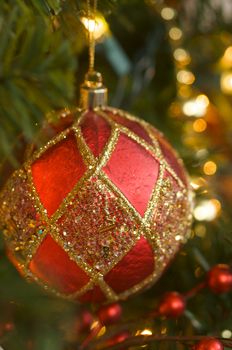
[207,264,232,294]
[106,331,130,349]
[4,322,14,332]
[158,292,186,318]
[79,310,94,333]
[97,303,122,325]
[194,337,224,350]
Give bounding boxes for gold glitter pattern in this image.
[55,177,141,274]
[0,106,192,302]
[150,172,192,262]
[0,170,46,263]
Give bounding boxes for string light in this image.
[135,329,153,348]
[203,160,217,175]
[161,7,176,20]
[169,27,183,40]
[194,199,221,221]
[178,85,192,98]
[182,94,209,117]
[221,71,232,94]
[194,223,207,237]
[81,15,108,40]
[193,118,207,133]
[174,48,191,65]
[177,70,195,85]
[222,329,232,339]
[220,46,232,68]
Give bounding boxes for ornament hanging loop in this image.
[87,0,96,73]
[80,0,108,109]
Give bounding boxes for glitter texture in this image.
[56,177,140,274]
[0,107,192,302]
[0,170,45,263]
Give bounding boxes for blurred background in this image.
[0,0,232,349]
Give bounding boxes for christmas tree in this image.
[0,1,232,349]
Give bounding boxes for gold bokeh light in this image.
[81,15,108,40]
[203,161,217,175]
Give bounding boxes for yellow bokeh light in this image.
[203,161,217,175]
[161,7,176,20]
[97,326,106,337]
[193,118,207,132]
[136,329,153,336]
[221,46,232,68]
[194,223,206,237]
[177,70,195,85]
[174,48,191,65]
[169,27,183,40]
[190,177,207,190]
[222,329,232,339]
[182,94,209,117]
[224,46,232,58]
[221,72,232,94]
[81,15,108,40]
[194,199,221,221]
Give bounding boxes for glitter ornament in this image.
[0,0,192,304]
[0,100,192,302]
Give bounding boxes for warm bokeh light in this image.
[178,85,192,98]
[169,27,182,40]
[161,7,176,20]
[97,326,106,337]
[177,70,195,85]
[221,71,232,94]
[81,15,108,40]
[221,46,232,68]
[182,94,209,117]
[136,329,153,336]
[203,161,217,175]
[190,177,207,190]
[222,329,232,339]
[194,223,206,237]
[174,48,191,65]
[193,118,207,132]
[194,199,221,221]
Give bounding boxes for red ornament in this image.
[97,303,122,325]
[194,338,224,350]
[0,107,192,302]
[207,264,232,294]
[158,291,186,318]
[106,331,130,348]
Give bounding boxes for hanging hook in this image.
[80,0,108,109]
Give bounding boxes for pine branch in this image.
[0,0,77,164]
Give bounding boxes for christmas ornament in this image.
[97,303,122,325]
[158,291,186,318]
[207,264,232,294]
[194,338,224,350]
[0,0,192,303]
[0,101,192,302]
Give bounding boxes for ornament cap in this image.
[80,71,108,109]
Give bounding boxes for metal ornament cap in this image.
[80,71,108,109]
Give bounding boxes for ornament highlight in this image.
[0,106,192,302]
